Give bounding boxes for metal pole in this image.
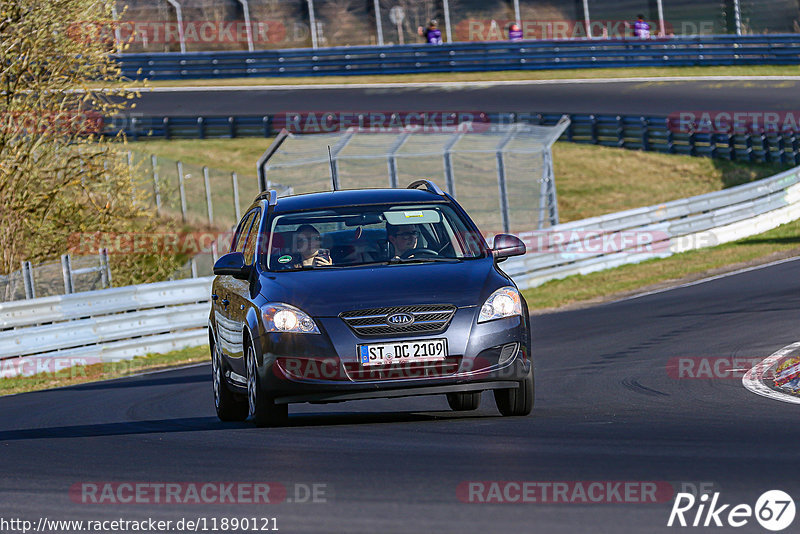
[151,154,162,216]
[656,0,666,36]
[190,257,198,278]
[733,0,742,35]
[127,150,136,207]
[177,161,187,223]
[111,5,122,53]
[373,0,384,45]
[442,131,464,197]
[582,0,591,38]
[236,0,255,51]
[21,261,35,299]
[442,0,453,43]
[61,254,74,295]
[513,0,521,27]
[386,132,410,188]
[495,125,519,234]
[165,0,186,53]
[203,166,214,225]
[231,172,241,222]
[99,248,111,288]
[306,0,318,49]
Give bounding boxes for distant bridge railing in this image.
[115,112,800,166]
[117,35,800,80]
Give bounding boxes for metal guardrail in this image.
[0,277,212,377]
[502,165,800,289]
[118,112,800,166]
[2,166,799,374]
[117,35,800,80]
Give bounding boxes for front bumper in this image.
[251,306,531,404]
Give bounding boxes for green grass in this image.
[0,345,209,396]
[124,65,800,88]
[522,217,800,310]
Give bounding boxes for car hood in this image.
[258,259,501,317]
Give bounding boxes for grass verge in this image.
[522,218,800,311]
[0,345,209,397]
[126,65,800,88]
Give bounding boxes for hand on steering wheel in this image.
[399,247,439,259]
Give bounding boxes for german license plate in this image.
[357,338,448,367]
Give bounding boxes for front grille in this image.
[343,356,462,381]
[340,304,456,337]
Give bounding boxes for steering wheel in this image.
[400,247,439,259]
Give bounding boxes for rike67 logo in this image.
[668,490,795,531]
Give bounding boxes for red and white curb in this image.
[742,341,800,405]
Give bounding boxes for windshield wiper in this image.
[387,257,461,264]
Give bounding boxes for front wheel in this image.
[212,340,248,422]
[446,391,481,411]
[246,344,288,427]
[494,366,534,416]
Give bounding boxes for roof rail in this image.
[256,189,278,207]
[407,180,446,196]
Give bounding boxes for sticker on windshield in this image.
[278,255,293,264]
[404,211,424,218]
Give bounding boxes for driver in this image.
[293,224,333,267]
[387,223,420,258]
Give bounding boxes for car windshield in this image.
[263,203,487,271]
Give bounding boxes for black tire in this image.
[494,366,534,416]
[212,339,248,422]
[246,344,288,427]
[446,391,481,411]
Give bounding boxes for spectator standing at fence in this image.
[418,20,443,44]
[633,14,651,39]
[508,23,523,41]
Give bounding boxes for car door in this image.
[214,210,258,380]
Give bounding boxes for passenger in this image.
[387,223,420,258]
[293,224,332,267]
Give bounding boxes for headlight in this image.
[262,303,320,334]
[478,287,522,323]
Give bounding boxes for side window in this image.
[242,209,262,265]
[232,212,255,253]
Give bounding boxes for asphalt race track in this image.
[128,79,800,117]
[2,258,799,533]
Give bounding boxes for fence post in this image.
[177,161,188,223]
[21,261,35,299]
[99,248,112,288]
[190,257,198,278]
[61,254,74,295]
[203,166,214,225]
[127,150,136,207]
[231,172,242,222]
[151,154,162,216]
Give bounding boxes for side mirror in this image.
[213,252,251,280]
[492,234,526,262]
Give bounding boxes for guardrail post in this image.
[792,134,800,166]
[151,155,162,216]
[100,248,112,288]
[203,166,214,225]
[640,117,650,151]
[177,161,188,223]
[231,172,241,222]
[228,116,236,138]
[616,115,624,148]
[21,261,35,299]
[131,117,139,141]
[746,134,754,162]
[163,117,170,140]
[262,116,272,137]
[709,134,717,159]
[778,135,787,165]
[197,117,205,139]
[728,134,737,161]
[762,134,771,163]
[61,254,74,295]
[666,127,675,154]
[689,131,697,157]
[590,115,598,144]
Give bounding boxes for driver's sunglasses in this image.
[396,231,419,238]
